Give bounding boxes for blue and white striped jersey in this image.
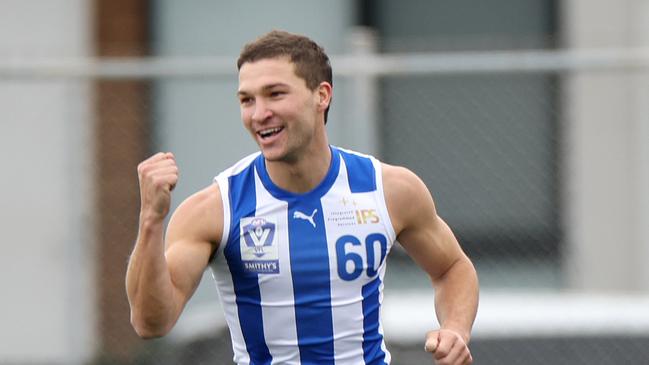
[210,146,396,365]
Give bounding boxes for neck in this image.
[265,139,332,194]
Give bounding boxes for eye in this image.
[270,90,286,98]
[239,96,253,105]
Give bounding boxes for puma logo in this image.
[293,209,318,228]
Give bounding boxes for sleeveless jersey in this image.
[210,146,396,365]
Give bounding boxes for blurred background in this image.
[2,0,649,364]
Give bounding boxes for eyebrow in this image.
[237,82,290,97]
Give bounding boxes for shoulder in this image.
[382,163,428,198]
[381,163,437,235]
[215,151,261,180]
[167,183,224,246]
[178,183,223,215]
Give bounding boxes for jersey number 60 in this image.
[336,233,388,281]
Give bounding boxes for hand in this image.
[137,152,179,221]
[424,329,473,365]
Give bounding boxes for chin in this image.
[260,147,297,164]
[259,147,284,161]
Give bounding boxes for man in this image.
[126,30,479,365]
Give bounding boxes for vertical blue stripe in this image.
[339,150,376,193]
[288,200,335,364]
[362,277,387,365]
[226,164,272,365]
[251,148,340,363]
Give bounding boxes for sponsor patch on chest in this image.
[240,217,279,274]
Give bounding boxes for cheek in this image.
[240,109,252,127]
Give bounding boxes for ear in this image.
[315,81,332,112]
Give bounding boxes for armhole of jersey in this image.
[209,151,260,261]
[213,174,231,259]
[371,158,397,243]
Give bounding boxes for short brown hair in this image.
[237,30,333,122]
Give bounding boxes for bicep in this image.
[164,184,222,308]
[398,214,466,281]
[165,238,213,306]
[384,165,465,281]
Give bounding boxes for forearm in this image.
[432,256,479,343]
[126,217,178,337]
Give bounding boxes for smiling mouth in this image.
[258,127,284,139]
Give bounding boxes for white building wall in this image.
[563,0,649,292]
[0,1,95,363]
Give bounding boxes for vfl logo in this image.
[240,217,279,274]
[242,218,275,257]
[293,209,318,228]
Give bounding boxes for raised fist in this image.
[137,152,179,221]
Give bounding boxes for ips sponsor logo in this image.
[339,197,380,225]
[240,217,280,274]
[355,209,379,224]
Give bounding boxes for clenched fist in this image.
[425,329,473,365]
[137,152,179,221]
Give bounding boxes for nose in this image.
[251,100,272,123]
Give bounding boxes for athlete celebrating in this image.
[126,30,479,365]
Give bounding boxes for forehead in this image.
[238,57,306,93]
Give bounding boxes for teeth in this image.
[259,127,282,137]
